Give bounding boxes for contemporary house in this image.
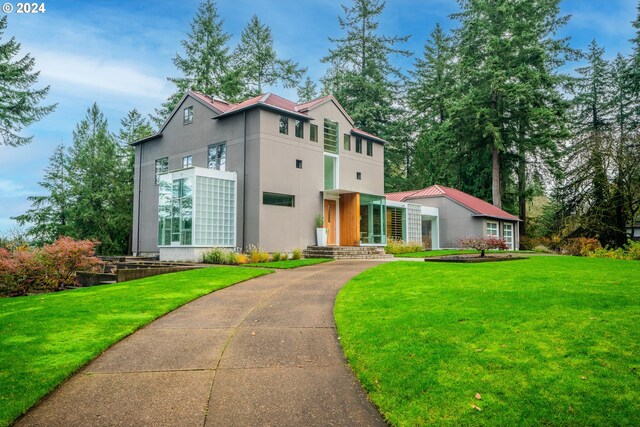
[386,185,520,250]
[132,91,393,261]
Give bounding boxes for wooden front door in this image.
[324,199,337,245]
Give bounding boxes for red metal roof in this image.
[386,185,520,221]
[190,92,232,112]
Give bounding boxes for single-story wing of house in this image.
[386,185,521,250]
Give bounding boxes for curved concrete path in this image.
[17,260,386,427]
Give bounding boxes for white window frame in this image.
[182,155,193,168]
[503,223,514,250]
[183,106,193,125]
[486,221,499,237]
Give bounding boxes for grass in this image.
[245,258,333,269]
[335,257,640,426]
[0,266,270,426]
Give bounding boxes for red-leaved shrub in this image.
[0,237,104,297]
[458,236,509,257]
[560,237,601,257]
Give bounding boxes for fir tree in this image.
[233,15,306,97]
[13,144,69,244]
[0,15,56,146]
[297,77,319,103]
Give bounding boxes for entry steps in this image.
[303,245,393,260]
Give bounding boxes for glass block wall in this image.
[195,175,236,246]
[406,203,422,244]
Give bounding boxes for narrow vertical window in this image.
[323,119,338,153]
[310,124,318,142]
[183,106,193,125]
[343,134,351,151]
[296,159,303,169]
[182,155,192,168]
[355,136,362,153]
[279,116,289,134]
[295,120,304,138]
[366,140,373,156]
[356,172,362,180]
[208,143,226,171]
[155,157,168,185]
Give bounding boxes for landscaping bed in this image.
[424,253,528,263]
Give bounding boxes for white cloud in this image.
[0,179,30,198]
[30,49,169,101]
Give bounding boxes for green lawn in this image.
[0,266,270,426]
[245,258,333,269]
[335,257,640,426]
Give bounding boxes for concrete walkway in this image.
[17,260,386,427]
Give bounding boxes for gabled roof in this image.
[132,91,386,146]
[386,185,520,221]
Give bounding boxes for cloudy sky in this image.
[0,0,637,234]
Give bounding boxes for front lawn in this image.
[335,257,640,426]
[0,267,270,426]
[245,258,333,269]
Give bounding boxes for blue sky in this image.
[0,0,637,234]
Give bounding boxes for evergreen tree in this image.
[66,104,131,255]
[233,15,306,97]
[13,144,69,244]
[297,77,319,103]
[0,15,56,146]
[154,0,232,126]
[321,0,410,192]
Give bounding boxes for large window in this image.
[386,207,404,242]
[503,223,514,249]
[208,143,226,171]
[263,192,295,207]
[324,155,337,190]
[158,177,192,245]
[183,106,193,125]
[343,134,351,151]
[279,116,288,135]
[310,124,318,142]
[324,119,338,153]
[155,157,168,185]
[360,194,386,245]
[295,120,304,138]
[486,221,498,237]
[355,136,362,153]
[366,140,373,156]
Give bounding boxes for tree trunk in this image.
[492,148,501,209]
[518,146,526,239]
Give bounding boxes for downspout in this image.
[136,143,142,256]
[242,110,247,251]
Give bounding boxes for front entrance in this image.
[324,199,337,245]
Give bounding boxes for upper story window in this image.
[343,134,351,151]
[355,136,362,153]
[295,120,304,138]
[310,124,318,142]
[279,116,288,135]
[366,140,373,156]
[182,155,193,168]
[323,119,338,154]
[208,143,226,171]
[155,157,168,185]
[183,106,193,125]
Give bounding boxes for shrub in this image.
[236,253,248,264]
[458,236,509,257]
[280,252,289,261]
[520,236,553,251]
[247,245,269,263]
[202,248,229,264]
[384,239,424,254]
[271,252,281,262]
[292,248,302,260]
[0,237,103,297]
[588,241,640,261]
[625,241,640,260]
[561,237,601,257]
[533,245,553,254]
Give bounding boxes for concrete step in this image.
[303,246,393,260]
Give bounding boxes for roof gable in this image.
[386,185,520,221]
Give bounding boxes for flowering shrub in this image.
[457,236,509,257]
[0,237,103,297]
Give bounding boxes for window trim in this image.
[486,221,499,237]
[183,106,193,125]
[263,192,295,207]
[182,155,193,169]
[310,124,318,142]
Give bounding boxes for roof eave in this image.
[131,133,162,146]
[471,214,522,222]
[214,103,312,121]
[350,129,388,145]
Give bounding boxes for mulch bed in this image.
[424,254,529,263]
